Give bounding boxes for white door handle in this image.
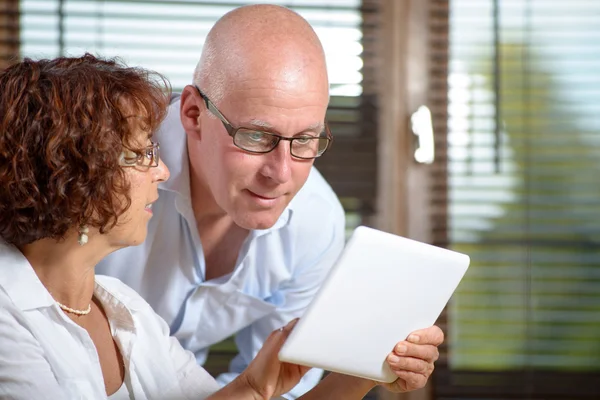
[410,105,435,164]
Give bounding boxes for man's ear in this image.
[180,85,203,140]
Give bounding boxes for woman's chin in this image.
[109,230,148,249]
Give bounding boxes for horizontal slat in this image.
[314,136,377,203]
[17,0,365,94]
[12,0,377,208]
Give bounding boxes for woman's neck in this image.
[18,232,111,312]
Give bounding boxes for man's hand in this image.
[381,325,444,392]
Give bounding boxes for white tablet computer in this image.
[278,225,470,383]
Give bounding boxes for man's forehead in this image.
[228,76,327,95]
[221,83,327,112]
[222,76,329,103]
[247,118,325,133]
[215,80,329,132]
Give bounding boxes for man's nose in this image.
[259,140,292,184]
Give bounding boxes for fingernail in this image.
[285,318,300,331]
[396,344,407,354]
[388,354,401,363]
[408,334,420,343]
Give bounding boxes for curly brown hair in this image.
[0,53,171,246]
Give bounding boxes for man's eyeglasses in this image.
[194,86,332,160]
[120,141,160,168]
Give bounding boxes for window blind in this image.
[4,0,380,377]
[0,1,18,68]
[431,0,600,398]
[13,0,378,232]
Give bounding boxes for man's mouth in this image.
[247,190,284,200]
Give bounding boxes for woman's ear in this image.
[180,85,203,140]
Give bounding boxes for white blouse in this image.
[108,381,130,400]
[0,241,220,399]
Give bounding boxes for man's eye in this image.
[295,136,313,145]
[145,148,154,159]
[248,132,266,142]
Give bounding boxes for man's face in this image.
[194,78,329,230]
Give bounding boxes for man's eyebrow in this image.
[303,121,325,133]
[247,119,325,133]
[248,119,273,130]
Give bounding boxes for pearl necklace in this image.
[56,301,91,316]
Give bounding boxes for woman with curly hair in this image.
[0,53,307,400]
[0,54,413,399]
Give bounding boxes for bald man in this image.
[98,4,443,398]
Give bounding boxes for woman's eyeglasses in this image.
[120,141,160,168]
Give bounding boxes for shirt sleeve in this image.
[0,288,68,399]
[168,334,222,399]
[215,201,346,399]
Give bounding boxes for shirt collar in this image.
[155,94,294,236]
[95,277,145,313]
[0,240,56,311]
[0,240,145,318]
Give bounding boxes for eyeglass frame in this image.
[193,85,333,160]
[120,141,161,168]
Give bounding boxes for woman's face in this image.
[106,131,170,248]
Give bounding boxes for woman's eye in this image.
[121,149,139,165]
[123,157,138,165]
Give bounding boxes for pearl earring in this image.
[78,225,89,246]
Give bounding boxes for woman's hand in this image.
[381,325,444,392]
[238,319,311,399]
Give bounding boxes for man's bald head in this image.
[182,5,331,230]
[193,4,328,101]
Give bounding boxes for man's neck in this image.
[186,147,250,281]
[188,173,250,281]
[187,144,226,224]
[197,215,250,282]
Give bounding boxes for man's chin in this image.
[234,211,282,231]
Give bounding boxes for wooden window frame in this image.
[0,0,19,68]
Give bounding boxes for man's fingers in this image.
[387,354,433,375]
[384,327,442,393]
[406,325,444,346]
[393,370,428,392]
[393,342,439,363]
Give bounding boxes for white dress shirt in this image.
[0,240,220,400]
[97,95,346,398]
